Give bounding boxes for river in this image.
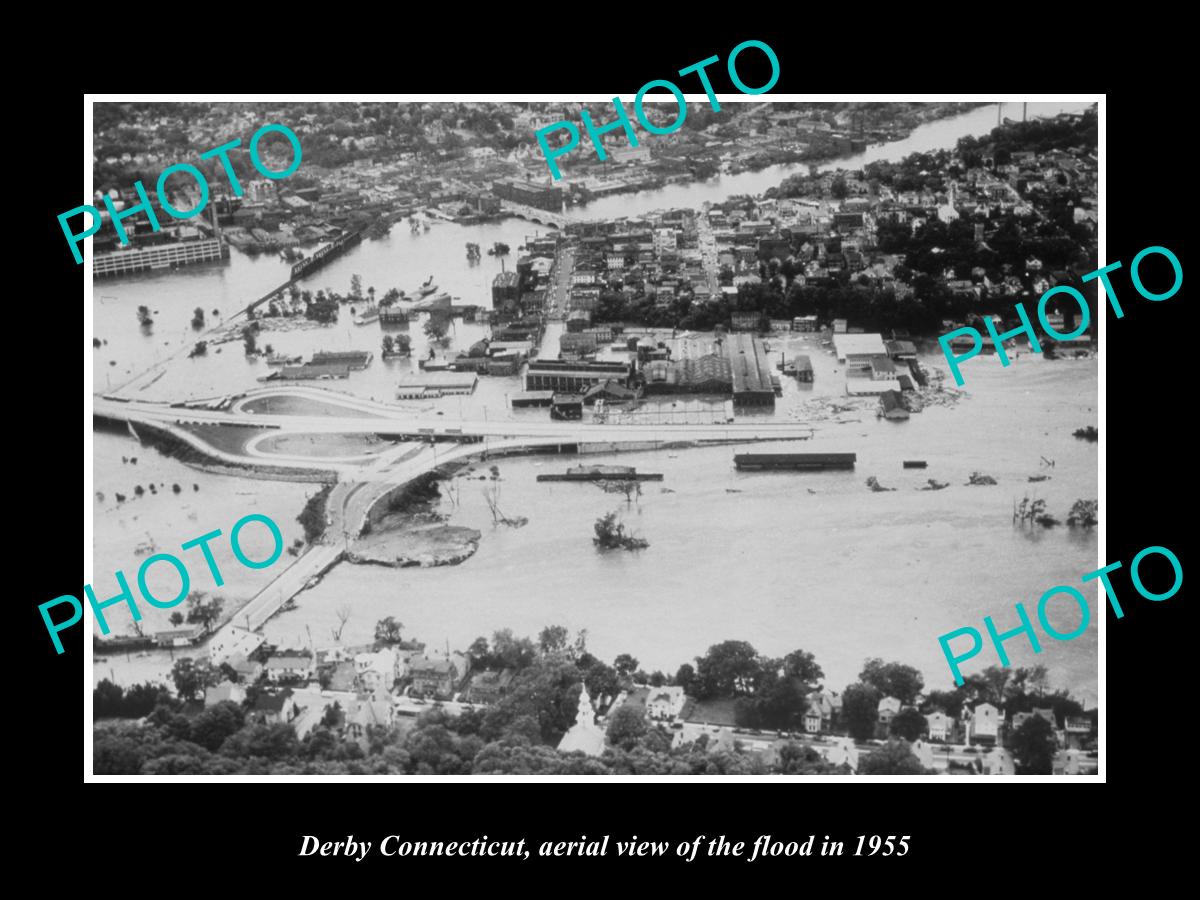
[92,101,1098,705]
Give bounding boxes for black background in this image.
[22,28,1189,884]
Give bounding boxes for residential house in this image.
[968,702,1000,745]
[344,697,395,746]
[803,700,823,734]
[355,648,401,696]
[264,652,315,684]
[878,696,902,726]
[204,680,246,707]
[227,653,264,684]
[408,656,460,698]
[645,686,686,721]
[1063,716,1093,750]
[926,711,953,742]
[807,690,840,732]
[466,669,515,705]
[253,689,301,725]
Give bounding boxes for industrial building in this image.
[396,372,478,399]
[525,359,632,393]
[642,354,732,395]
[725,333,777,410]
[491,179,565,213]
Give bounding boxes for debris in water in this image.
[866,476,896,492]
[1028,475,1051,482]
[1073,426,1098,442]
[965,472,997,486]
[919,479,950,491]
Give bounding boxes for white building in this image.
[645,686,686,721]
[209,626,265,665]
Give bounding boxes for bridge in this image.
[98,385,814,653]
[499,200,573,229]
[95,388,815,449]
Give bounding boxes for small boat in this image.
[354,309,380,326]
[415,277,438,296]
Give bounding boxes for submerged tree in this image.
[137,305,154,329]
[483,482,527,528]
[1066,499,1098,528]
[596,479,641,505]
[331,605,352,642]
[593,511,648,551]
[185,593,225,635]
[191,307,205,329]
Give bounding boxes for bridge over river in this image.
[94,386,814,652]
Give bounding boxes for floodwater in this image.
[91,101,1099,703]
[259,354,1098,704]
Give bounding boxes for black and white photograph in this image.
[81,95,1103,779]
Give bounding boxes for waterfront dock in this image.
[537,465,663,482]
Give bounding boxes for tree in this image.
[185,593,224,635]
[242,325,258,356]
[331,605,351,642]
[423,314,450,346]
[858,738,930,775]
[614,654,639,679]
[922,689,965,719]
[890,706,927,742]
[481,658,583,744]
[137,305,153,328]
[321,701,345,729]
[382,334,394,355]
[607,705,649,750]
[693,641,765,699]
[782,649,824,690]
[491,629,537,671]
[593,511,649,551]
[190,701,245,751]
[674,663,696,692]
[841,683,881,741]
[171,657,218,703]
[581,659,619,702]
[538,625,570,656]
[350,274,363,299]
[191,307,205,329]
[736,668,809,731]
[93,680,126,718]
[831,176,849,200]
[778,742,845,775]
[467,637,491,669]
[1010,715,1057,774]
[374,616,403,644]
[858,658,925,705]
[169,611,185,627]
